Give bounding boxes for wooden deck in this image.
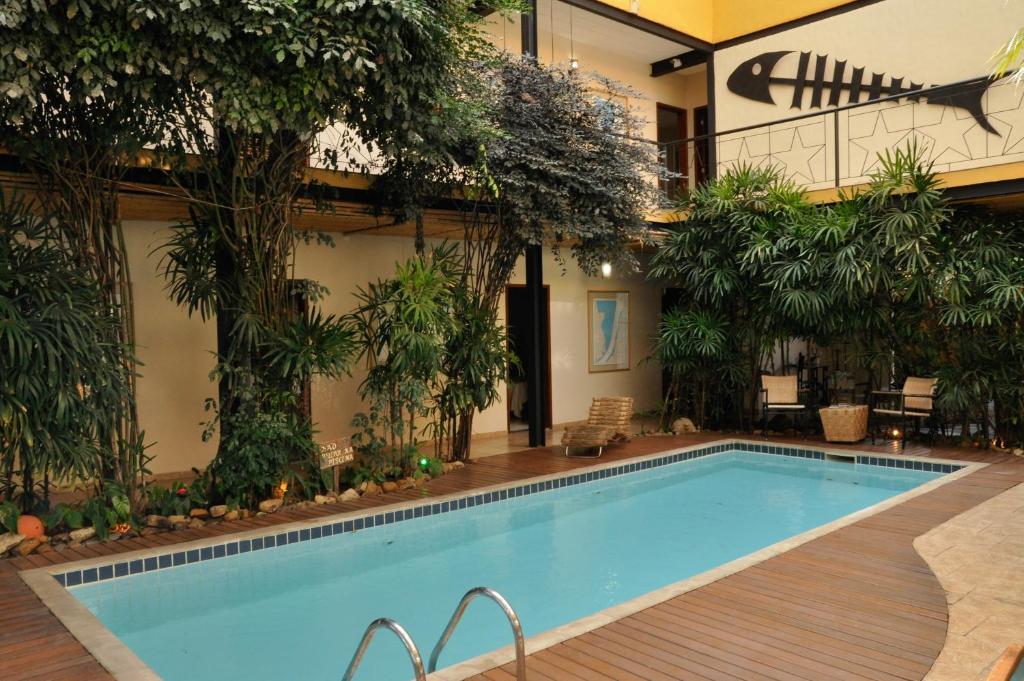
[1,434,1022,680]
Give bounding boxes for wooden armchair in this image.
[761,375,807,437]
[870,377,937,448]
[561,396,634,458]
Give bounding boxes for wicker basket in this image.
[819,404,868,443]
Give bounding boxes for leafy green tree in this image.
[0,0,179,509]
[375,55,662,458]
[0,194,135,512]
[650,163,815,429]
[157,0,503,500]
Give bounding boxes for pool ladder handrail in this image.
[428,586,526,681]
[341,617,426,681]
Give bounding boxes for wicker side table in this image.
[819,404,868,443]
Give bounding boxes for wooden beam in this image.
[650,50,707,78]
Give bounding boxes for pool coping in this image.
[18,438,985,680]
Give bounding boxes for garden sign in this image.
[317,437,354,492]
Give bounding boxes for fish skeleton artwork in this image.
[726,51,999,135]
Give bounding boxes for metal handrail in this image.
[428,587,526,680]
[341,617,426,681]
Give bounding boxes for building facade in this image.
[82,0,1024,474]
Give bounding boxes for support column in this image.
[521,0,546,448]
[705,52,717,178]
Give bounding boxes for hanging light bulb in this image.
[569,57,579,70]
[601,262,612,278]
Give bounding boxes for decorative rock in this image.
[52,532,70,543]
[239,509,252,520]
[259,499,283,513]
[140,527,163,536]
[442,463,453,474]
[17,538,42,556]
[398,478,416,490]
[69,527,96,543]
[382,481,398,493]
[189,508,209,519]
[451,461,465,469]
[188,518,205,530]
[37,542,54,554]
[209,505,228,518]
[224,510,240,522]
[363,482,382,496]
[145,515,169,528]
[358,481,368,493]
[314,494,331,505]
[167,515,187,525]
[340,488,360,502]
[672,417,698,434]
[0,533,24,556]
[414,476,426,488]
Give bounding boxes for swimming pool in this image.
[59,444,957,681]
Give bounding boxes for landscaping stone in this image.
[145,514,169,528]
[36,542,54,554]
[314,494,331,505]
[414,477,426,488]
[0,533,24,556]
[259,499,283,513]
[672,417,698,434]
[51,532,70,543]
[189,508,209,519]
[451,461,465,469]
[224,510,239,522]
[442,463,453,474]
[363,482,382,496]
[239,509,252,520]
[188,518,205,530]
[167,515,187,525]
[382,481,398,493]
[209,505,228,518]
[340,488,360,502]
[17,538,42,556]
[140,527,163,536]
[398,478,416,490]
[69,527,96,543]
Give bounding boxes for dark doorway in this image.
[505,285,552,432]
[694,105,709,187]
[657,103,688,199]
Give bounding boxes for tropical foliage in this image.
[374,55,662,458]
[0,194,140,512]
[652,146,1024,447]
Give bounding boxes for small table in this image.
[819,404,868,443]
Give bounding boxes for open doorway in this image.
[505,285,552,433]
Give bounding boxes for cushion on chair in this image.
[761,375,798,405]
[902,377,937,412]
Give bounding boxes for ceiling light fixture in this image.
[601,262,612,278]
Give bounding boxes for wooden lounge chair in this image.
[760,375,807,437]
[870,376,937,449]
[561,396,634,457]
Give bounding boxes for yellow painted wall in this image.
[710,0,862,41]
[584,0,865,43]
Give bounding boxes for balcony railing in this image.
[660,74,1022,192]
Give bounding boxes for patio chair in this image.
[760,375,807,438]
[870,377,937,449]
[561,396,634,457]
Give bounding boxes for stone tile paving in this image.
[918,481,1024,680]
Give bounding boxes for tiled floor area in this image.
[918,481,1024,680]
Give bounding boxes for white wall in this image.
[713,0,1024,187]
[126,222,664,474]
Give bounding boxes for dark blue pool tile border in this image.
[53,441,963,588]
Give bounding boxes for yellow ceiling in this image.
[598,0,864,44]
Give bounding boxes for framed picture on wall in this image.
[588,291,630,373]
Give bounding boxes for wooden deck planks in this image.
[0,434,1021,681]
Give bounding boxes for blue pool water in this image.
[71,450,941,681]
